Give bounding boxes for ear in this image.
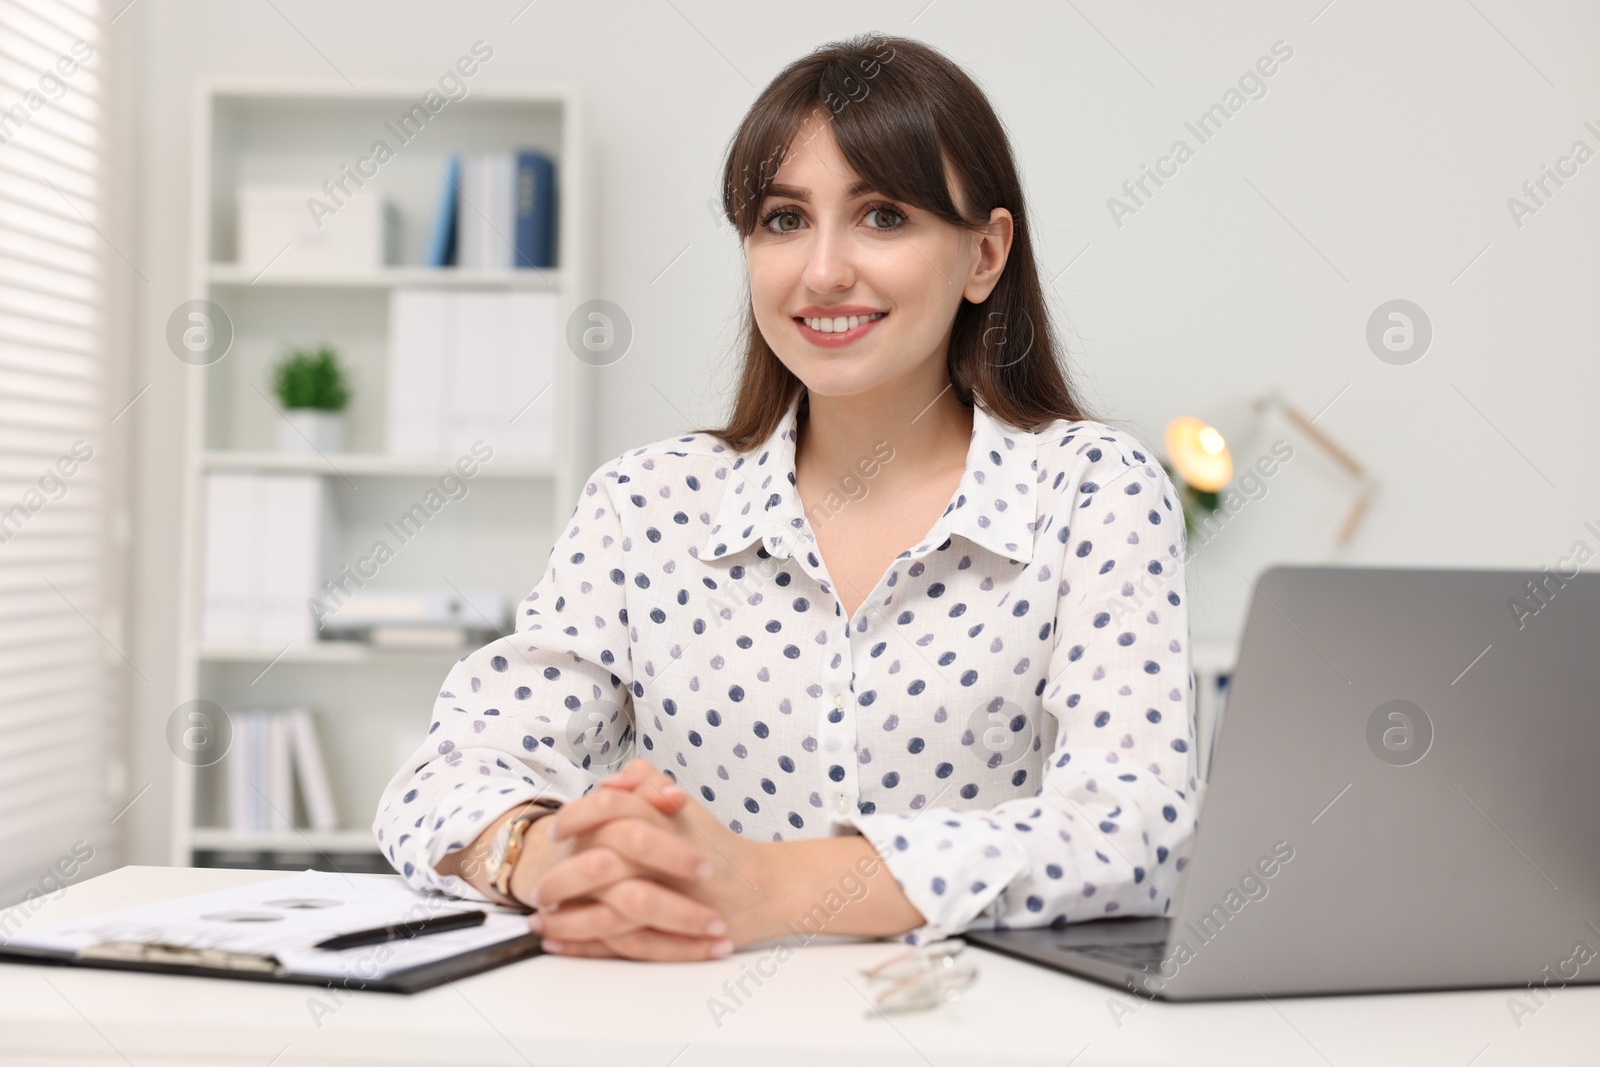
[961,207,1014,305]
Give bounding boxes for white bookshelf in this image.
[201,451,560,478]
[206,264,567,289]
[171,82,595,869]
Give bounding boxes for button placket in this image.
[827,687,854,813]
[825,689,845,753]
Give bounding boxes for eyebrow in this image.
[762,179,879,203]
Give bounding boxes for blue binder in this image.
[513,150,555,268]
[424,154,460,268]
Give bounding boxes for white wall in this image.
[117,0,1600,866]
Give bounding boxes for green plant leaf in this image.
[272,344,350,411]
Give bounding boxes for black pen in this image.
[313,909,487,951]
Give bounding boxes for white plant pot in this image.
[276,409,346,455]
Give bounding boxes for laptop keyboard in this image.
[1059,940,1169,969]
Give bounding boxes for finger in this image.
[533,843,641,910]
[601,927,734,962]
[598,760,688,815]
[547,786,687,845]
[597,758,657,790]
[591,817,713,883]
[537,881,726,943]
[547,784,664,841]
[598,876,727,939]
[540,937,620,959]
[532,899,644,942]
[534,831,708,911]
[629,771,690,815]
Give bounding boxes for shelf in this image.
[201,451,558,478]
[176,81,592,871]
[190,828,381,853]
[206,264,565,290]
[200,643,473,665]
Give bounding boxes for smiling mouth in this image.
[793,312,888,345]
[795,311,887,334]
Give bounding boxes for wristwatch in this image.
[487,797,563,906]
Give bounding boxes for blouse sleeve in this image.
[841,440,1199,946]
[371,458,636,901]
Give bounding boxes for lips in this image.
[794,312,887,348]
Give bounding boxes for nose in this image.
[801,217,855,293]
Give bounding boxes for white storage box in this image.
[237,184,396,272]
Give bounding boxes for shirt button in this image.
[833,795,850,814]
[824,736,841,753]
[833,693,847,710]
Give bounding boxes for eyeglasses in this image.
[858,939,979,1016]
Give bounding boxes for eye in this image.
[864,203,906,230]
[754,201,909,235]
[757,206,801,234]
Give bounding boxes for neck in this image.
[795,381,974,495]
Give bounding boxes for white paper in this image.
[265,711,294,832]
[449,290,504,457]
[5,869,532,981]
[386,289,449,456]
[505,290,559,461]
[288,708,339,832]
[200,472,257,645]
[256,475,325,644]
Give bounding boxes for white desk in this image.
[0,866,1592,1065]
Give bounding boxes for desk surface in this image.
[0,865,1592,1066]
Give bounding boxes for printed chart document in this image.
[1,870,538,986]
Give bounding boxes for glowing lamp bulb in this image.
[1164,415,1234,492]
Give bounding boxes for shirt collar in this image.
[701,392,1037,568]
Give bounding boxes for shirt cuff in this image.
[385,780,555,902]
[842,808,1028,947]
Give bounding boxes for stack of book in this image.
[318,587,509,649]
[385,289,560,460]
[425,150,556,269]
[225,707,339,833]
[200,473,335,646]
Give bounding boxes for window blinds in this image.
[0,0,112,910]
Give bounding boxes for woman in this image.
[374,32,1197,962]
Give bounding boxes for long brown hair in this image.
[692,32,1096,452]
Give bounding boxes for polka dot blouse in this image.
[373,392,1199,947]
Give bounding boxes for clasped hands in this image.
[516,758,777,961]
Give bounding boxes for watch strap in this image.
[490,798,562,904]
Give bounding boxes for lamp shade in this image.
[1163,396,1265,492]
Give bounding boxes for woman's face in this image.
[742,113,1009,402]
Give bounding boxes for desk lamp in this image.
[1162,391,1375,549]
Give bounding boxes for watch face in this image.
[488,825,512,872]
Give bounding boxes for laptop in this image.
[963,564,1600,1001]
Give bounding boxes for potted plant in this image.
[1160,458,1220,548]
[271,344,350,455]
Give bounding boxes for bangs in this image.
[721,45,973,237]
[697,33,1095,450]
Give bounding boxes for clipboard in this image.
[0,869,547,994]
[0,931,544,994]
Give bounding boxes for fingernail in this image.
[528,886,540,906]
[547,819,563,841]
[527,913,544,933]
[705,917,727,937]
[695,860,713,880]
[710,939,733,958]
[543,939,566,953]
